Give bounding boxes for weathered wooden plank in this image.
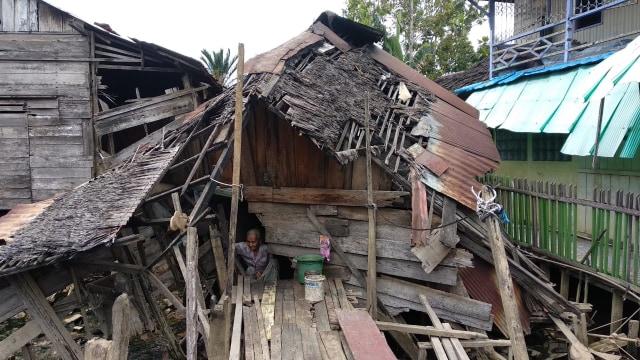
[300,326,323,360]
[418,339,512,350]
[254,296,271,360]
[271,325,282,360]
[267,243,458,286]
[31,167,91,179]
[0,321,42,359]
[283,282,296,324]
[8,272,83,360]
[95,95,194,136]
[344,276,493,330]
[29,143,85,156]
[318,331,347,360]
[336,310,396,360]
[261,281,276,339]
[0,84,90,100]
[229,276,245,360]
[1,0,16,31]
[314,298,331,332]
[185,227,199,360]
[0,33,88,53]
[293,281,313,328]
[243,306,256,360]
[244,187,408,207]
[28,124,82,137]
[375,322,488,339]
[30,155,92,168]
[419,294,462,360]
[281,324,303,360]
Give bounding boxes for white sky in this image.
[47,0,489,62]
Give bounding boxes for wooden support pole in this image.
[364,92,377,320]
[210,225,228,292]
[186,226,199,360]
[8,273,83,360]
[146,271,186,315]
[627,319,639,358]
[480,185,529,360]
[84,293,132,360]
[227,42,244,295]
[560,270,570,300]
[610,291,624,334]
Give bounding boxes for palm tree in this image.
[200,48,238,87]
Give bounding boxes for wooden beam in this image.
[420,294,469,360]
[209,225,228,292]
[146,270,185,315]
[72,260,145,274]
[8,272,83,360]
[364,92,377,320]
[480,185,529,360]
[418,339,512,350]
[180,124,221,195]
[245,187,409,207]
[227,42,245,294]
[186,226,199,360]
[611,291,624,334]
[0,321,42,359]
[375,322,488,339]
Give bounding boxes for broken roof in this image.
[0,148,178,275]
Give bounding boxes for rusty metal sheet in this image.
[0,200,53,245]
[415,149,449,176]
[459,258,531,336]
[244,31,324,75]
[421,139,499,210]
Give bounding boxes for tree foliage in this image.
[343,0,488,79]
[200,48,238,87]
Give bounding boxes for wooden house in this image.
[0,0,215,210]
[0,12,589,360]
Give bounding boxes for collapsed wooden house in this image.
[0,11,590,360]
[0,0,215,210]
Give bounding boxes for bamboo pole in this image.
[480,186,529,360]
[364,92,377,320]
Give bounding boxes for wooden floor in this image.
[243,277,358,360]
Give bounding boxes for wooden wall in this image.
[237,104,393,191]
[0,30,93,208]
[0,0,76,32]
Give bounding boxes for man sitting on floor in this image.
[235,229,277,283]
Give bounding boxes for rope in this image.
[210,178,244,201]
[472,185,510,224]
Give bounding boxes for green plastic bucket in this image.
[295,254,325,284]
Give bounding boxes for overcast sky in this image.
[47,0,489,63]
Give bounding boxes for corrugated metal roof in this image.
[456,53,612,95]
[459,258,531,337]
[466,61,640,158]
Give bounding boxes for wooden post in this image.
[209,225,228,292]
[610,291,624,334]
[480,186,529,360]
[227,43,245,294]
[364,92,377,320]
[8,272,83,360]
[186,226,199,360]
[628,319,639,357]
[560,270,570,299]
[84,293,132,360]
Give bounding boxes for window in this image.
[532,133,572,161]
[574,0,603,30]
[495,130,528,161]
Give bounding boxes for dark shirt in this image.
[235,242,269,270]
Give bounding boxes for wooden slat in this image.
[300,326,323,360]
[318,331,347,360]
[293,281,313,328]
[271,325,282,360]
[375,322,487,339]
[245,187,408,207]
[336,309,396,360]
[229,276,245,360]
[0,321,42,359]
[243,306,256,360]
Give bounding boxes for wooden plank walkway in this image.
[243,278,371,360]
